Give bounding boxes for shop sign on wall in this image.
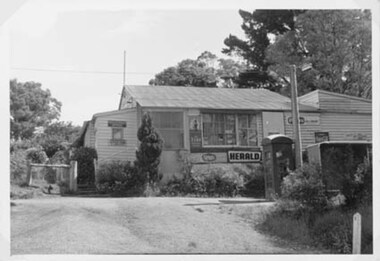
[189,116,202,149]
[201,153,217,162]
[108,120,127,128]
[228,151,262,163]
[287,116,319,125]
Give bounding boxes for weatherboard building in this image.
[76,85,372,182]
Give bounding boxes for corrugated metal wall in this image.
[94,109,138,163]
[284,112,322,149]
[320,112,372,141]
[319,92,371,113]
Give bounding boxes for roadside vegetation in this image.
[10,79,81,199]
[257,147,372,254]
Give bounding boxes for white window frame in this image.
[201,112,258,148]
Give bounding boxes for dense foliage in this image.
[258,146,373,254]
[96,161,145,195]
[135,113,163,194]
[70,147,98,184]
[149,51,245,88]
[281,163,328,211]
[161,162,265,198]
[25,147,48,164]
[10,79,62,139]
[222,10,371,97]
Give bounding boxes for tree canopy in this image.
[10,79,62,139]
[222,9,371,98]
[266,10,371,97]
[149,51,245,88]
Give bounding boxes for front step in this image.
[76,184,98,195]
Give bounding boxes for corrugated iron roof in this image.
[124,85,318,111]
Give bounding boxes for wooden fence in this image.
[26,160,78,192]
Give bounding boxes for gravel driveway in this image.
[11,197,323,254]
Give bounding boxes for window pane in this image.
[238,115,248,129]
[202,113,236,146]
[112,128,123,139]
[150,112,184,149]
[248,129,258,146]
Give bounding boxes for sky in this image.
[6,0,249,126]
[3,0,379,127]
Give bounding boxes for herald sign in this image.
[228,151,262,163]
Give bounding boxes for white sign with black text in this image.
[228,151,261,163]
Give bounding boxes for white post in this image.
[290,65,303,168]
[26,160,32,186]
[69,161,78,192]
[352,212,361,254]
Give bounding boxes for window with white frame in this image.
[151,111,184,149]
[202,113,258,146]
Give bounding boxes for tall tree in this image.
[266,10,371,98]
[149,51,245,88]
[10,79,62,139]
[222,10,304,90]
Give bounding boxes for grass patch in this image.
[257,201,373,254]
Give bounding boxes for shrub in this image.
[321,145,372,208]
[10,149,27,182]
[343,157,372,208]
[10,139,37,153]
[25,147,48,163]
[281,163,328,211]
[239,165,265,198]
[161,166,244,197]
[50,149,70,164]
[41,138,66,158]
[70,147,97,184]
[135,113,163,195]
[96,160,144,195]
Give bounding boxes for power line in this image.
[11,67,154,75]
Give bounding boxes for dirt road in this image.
[11,197,322,254]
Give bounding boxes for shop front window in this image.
[151,111,184,149]
[202,113,257,147]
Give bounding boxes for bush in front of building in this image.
[281,163,328,211]
[135,112,163,196]
[70,147,97,184]
[321,145,372,208]
[257,160,373,254]
[95,160,145,195]
[234,164,265,198]
[161,166,245,197]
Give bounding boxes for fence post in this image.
[352,212,361,254]
[70,161,78,192]
[26,160,32,186]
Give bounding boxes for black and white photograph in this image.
[1,0,379,259]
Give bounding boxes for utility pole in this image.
[290,65,303,168]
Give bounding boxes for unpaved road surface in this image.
[11,197,323,254]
